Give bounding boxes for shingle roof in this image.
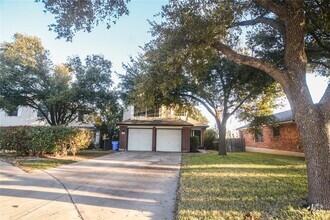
[185,117,209,128]
[273,110,294,122]
[117,118,193,126]
[237,110,294,130]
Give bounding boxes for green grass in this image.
[72,150,113,157]
[15,158,76,171]
[177,152,330,220]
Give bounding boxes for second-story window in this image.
[78,111,84,122]
[176,110,186,116]
[146,106,160,117]
[134,105,159,117]
[134,106,146,117]
[7,107,19,117]
[37,109,44,118]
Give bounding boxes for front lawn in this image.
[0,150,113,173]
[177,152,330,220]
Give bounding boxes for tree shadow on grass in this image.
[177,152,329,219]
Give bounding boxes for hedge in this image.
[190,136,199,152]
[0,126,93,156]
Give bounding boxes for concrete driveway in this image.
[0,152,182,220]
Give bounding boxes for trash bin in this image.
[112,141,119,151]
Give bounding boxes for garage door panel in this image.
[156,129,181,152]
[128,129,152,151]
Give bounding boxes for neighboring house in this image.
[0,106,94,128]
[238,110,304,157]
[0,106,45,127]
[0,106,99,145]
[117,106,208,152]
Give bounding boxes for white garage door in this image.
[128,129,153,151]
[156,129,182,152]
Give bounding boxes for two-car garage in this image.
[118,119,193,152]
[127,128,182,152]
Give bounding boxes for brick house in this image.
[117,106,208,152]
[238,110,304,156]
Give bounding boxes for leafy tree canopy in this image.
[150,0,329,76]
[0,33,113,126]
[87,91,123,145]
[36,0,130,41]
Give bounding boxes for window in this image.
[146,106,160,117]
[37,105,48,118]
[37,109,44,118]
[255,130,264,142]
[134,106,146,117]
[7,107,18,117]
[176,110,186,116]
[78,111,84,122]
[134,105,160,117]
[273,126,280,137]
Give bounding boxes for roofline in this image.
[117,123,193,127]
[237,120,295,130]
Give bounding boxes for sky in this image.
[0,0,329,129]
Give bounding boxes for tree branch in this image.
[229,94,252,116]
[236,17,285,35]
[309,60,330,70]
[310,32,330,52]
[319,83,330,106]
[211,42,288,89]
[25,98,53,125]
[252,0,286,17]
[180,93,217,119]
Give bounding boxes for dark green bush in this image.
[0,126,93,156]
[204,129,218,150]
[0,127,30,156]
[190,136,199,152]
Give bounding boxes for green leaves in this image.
[0,126,93,156]
[36,0,130,41]
[0,34,114,126]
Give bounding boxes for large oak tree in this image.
[0,34,113,126]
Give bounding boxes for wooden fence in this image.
[225,138,245,152]
[212,138,245,152]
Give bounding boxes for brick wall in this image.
[182,127,191,152]
[119,125,128,150]
[242,122,303,152]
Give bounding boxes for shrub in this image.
[204,129,218,150]
[69,129,93,156]
[0,127,30,156]
[190,136,199,152]
[29,127,56,156]
[0,126,93,156]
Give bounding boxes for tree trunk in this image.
[283,9,330,207]
[300,108,330,210]
[99,131,105,150]
[215,117,227,156]
[285,79,330,209]
[218,124,227,155]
